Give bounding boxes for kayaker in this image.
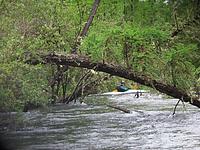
[116,81,129,92]
[135,91,140,98]
[132,83,141,98]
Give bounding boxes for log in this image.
[107,104,131,113]
[26,53,200,108]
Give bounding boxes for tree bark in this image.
[72,0,101,53]
[107,104,131,113]
[27,52,200,108]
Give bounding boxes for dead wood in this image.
[106,104,131,113]
[107,104,131,113]
[26,53,200,109]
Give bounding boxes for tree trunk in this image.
[72,0,101,53]
[26,53,200,108]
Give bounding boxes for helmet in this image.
[121,81,125,85]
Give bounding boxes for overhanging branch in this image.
[26,52,200,108]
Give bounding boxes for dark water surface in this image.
[0,94,200,150]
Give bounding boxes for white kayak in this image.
[98,89,149,96]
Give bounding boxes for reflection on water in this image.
[0,94,200,150]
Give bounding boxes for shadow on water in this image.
[0,93,200,150]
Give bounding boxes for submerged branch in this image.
[107,104,131,113]
[172,97,186,115]
[172,99,181,115]
[65,69,93,104]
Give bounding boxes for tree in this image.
[0,0,200,111]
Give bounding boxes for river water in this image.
[0,93,200,150]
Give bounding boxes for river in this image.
[0,93,200,150]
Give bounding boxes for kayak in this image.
[99,89,149,96]
[116,85,129,92]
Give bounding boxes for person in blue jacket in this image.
[116,81,129,92]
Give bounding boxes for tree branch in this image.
[171,14,200,37]
[72,0,101,53]
[107,104,131,113]
[26,52,200,109]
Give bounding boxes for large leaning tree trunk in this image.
[72,0,101,53]
[26,53,200,109]
[45,0,101,102]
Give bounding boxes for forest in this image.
[0,0,200,112]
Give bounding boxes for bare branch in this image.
[72,0,101,53]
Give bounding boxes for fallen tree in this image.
[26,52,200,108]
[107,104,131,113]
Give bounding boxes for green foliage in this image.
[81,24,124,62]
[0,62,49,111]
[0,0,199,111]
